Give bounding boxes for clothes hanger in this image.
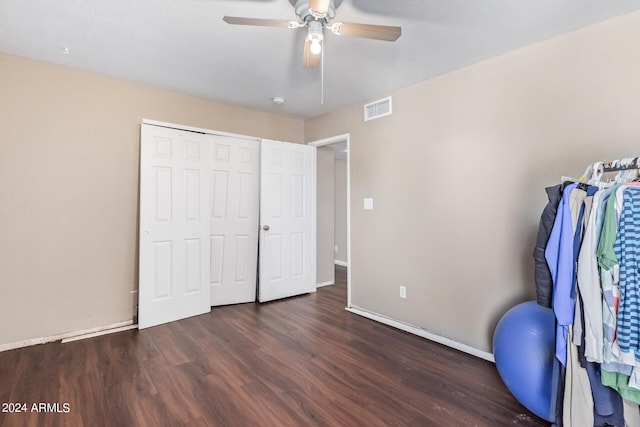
[561,164,593,185]
[588,162,603,184]
[630,157,640,182]
[621,157,639,182]
[588,161,619,189]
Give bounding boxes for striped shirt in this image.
[613,186,640,359]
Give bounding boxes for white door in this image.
[259,139,316,302]
[139,124,211,329]
[209,136,260,306]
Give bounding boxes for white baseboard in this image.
[346,307,494,363]
[61,324,137,343]
[334,260,348,267]
[316,281,335,288]
[0,320,135,352]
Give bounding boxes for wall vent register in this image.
[364,96,392,121]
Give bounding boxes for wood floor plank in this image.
[0,266,548,426]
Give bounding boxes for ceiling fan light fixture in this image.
[307,20,324,54]
[309,39,322,55]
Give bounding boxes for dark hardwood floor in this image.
[0,266,548,426]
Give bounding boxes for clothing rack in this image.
[535,160,640,425]
[561,157,639,184]
[601,157,640,173]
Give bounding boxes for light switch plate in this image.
[364,198,374,210]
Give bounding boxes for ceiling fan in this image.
[223,0,402,68]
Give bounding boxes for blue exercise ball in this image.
[493,301,555,422]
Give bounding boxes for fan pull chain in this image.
[320,40,324,104]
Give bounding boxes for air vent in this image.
[364,96,392,121]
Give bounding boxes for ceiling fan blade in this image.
[223,16,293,28]
[303,39,321,68]
[334,22,401,41]
[309,0,331,15]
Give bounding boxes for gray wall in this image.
[334,159,348,265]
[316,147,335,285]
[305,11,640,353]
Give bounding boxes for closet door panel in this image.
[139,124,211,329]
[209,136,260,306]
[259,139,316,302]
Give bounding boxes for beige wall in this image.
[334,159,348,264]
[316,147,335,285]
[305,11,640,352]
[0,52,304,347]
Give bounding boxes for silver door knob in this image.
[262,225,270,231]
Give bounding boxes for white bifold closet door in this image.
[209,136,260,306]
[259,139,316,302]
[139,125,316,328]
[139,125,212,329]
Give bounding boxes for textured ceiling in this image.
[1,0,640,119]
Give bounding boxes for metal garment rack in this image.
[561,158,639,185]
[601,157,640,173]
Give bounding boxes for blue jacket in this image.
[545,183,578,366]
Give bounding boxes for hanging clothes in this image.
[545,182,579,367]
[546,184,597,366]
[577,184,620,364]
[597,185,640,405]
[532,157,640,427]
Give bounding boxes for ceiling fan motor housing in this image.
[295,0,335,24]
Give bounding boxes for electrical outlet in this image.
[399,286,407,299]
[335,245,338,252]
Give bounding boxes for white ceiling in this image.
[2,0,640,120]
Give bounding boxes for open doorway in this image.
[309,134,351,307]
